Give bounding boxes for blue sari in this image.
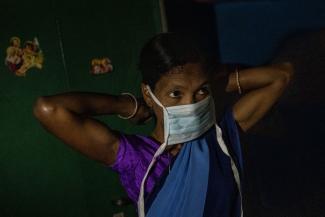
[144,108,244,217]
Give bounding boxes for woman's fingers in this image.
[129,98,153,125]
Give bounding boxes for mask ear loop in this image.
[145,86,170,144]
[145,85,164,107]
[137,86,170,217]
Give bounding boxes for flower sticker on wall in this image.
[5,36,44,77]
[90,57,113,75]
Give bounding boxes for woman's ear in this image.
[141,83,153,108]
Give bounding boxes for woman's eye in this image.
[169,90,182,98]
[197,87,210,95]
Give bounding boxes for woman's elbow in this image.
[33,97,57,120]
[278,62,294,85]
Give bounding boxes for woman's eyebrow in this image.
[165,80,188,90]
[165,80,208,92]
[166,85,186,92]
[195,81,209,90]
[200,82,209,87]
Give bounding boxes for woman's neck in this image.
[151,125,164,143]
[151,127,183,157]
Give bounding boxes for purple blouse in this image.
[110,134,172,203]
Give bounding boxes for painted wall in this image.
[0,1,161,216]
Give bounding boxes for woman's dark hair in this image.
[138,32,206,89]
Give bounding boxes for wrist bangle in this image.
[235,66,242,95]
[118,93,138,119]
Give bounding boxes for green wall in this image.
[0,1,161,216]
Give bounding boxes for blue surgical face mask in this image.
[146,85,216,146]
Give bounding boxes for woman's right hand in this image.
[128,98,153,125]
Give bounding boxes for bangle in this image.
[235,66,242,95]
[118,93,138,119]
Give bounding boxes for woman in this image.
[33,33,293,217]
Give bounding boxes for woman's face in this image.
[142,63,210,129]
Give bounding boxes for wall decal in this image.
[5,37,44,77]
[90,57,113,75]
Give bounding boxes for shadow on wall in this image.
[241,30,325,217]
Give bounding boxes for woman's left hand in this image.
[227,62,294,132]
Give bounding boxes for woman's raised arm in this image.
[225,62,294,132]
[33,92,141,165]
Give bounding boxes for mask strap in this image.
[138,86,170,217]
[146,85,164,108]
[146,85,170,143]
[137,142,168,217]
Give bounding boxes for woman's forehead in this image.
[155,63,208,92]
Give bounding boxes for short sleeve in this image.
[109,133,138,173]
[108,133,171,203]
